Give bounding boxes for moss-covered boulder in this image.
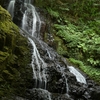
[0,6,32,98]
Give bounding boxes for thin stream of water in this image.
[22,3,47,88]
[68,66,87,84]
[7,0,15,18]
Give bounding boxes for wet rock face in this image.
[27,88,74,100]
[27,88,52,100]
[46,67,66,94]
[13,0,25,26]
[0,0,8,7]
[91,86,100,100]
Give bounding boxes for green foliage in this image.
[53,36,68,56]
[54,19,100,67]
[68,0,99,20]
[47,8,60,18]
[7,54,18,65]
[0,51,9,63]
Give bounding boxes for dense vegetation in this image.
[35,0,100,83]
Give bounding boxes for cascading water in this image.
[24,0,32,4]
[22,0,47,89]
[22,3,41,37]
[68,66,87,84]
[20,1,52,99]
[7,0,15,18]
[28,38,47,88]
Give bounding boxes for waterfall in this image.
[22,1,47,89]
[28,38,47,88]
[22,3,41,37]
[7,0,15,18]
[68,66,87,84]
[6,1,89,100]
[24,0,32,4]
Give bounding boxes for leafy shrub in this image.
[54,20,100,67]
[47,8,60,18]
[69,0,99,20]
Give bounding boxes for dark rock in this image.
[47,67,66,94]
[13,0,24,26]
[0,0,9,8]
[91,86,100,100]
[70,85,86,96]
[52,93,74,100]
[27,88,52,100]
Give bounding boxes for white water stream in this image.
[68,66,87,84]
[24,0,32,4]
[22,3,41,37]
[20,1,51,98]
[21,0,47,89]
[7,0,15,18]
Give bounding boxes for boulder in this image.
[91,86,100,100]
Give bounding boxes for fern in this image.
[47,8,59,18]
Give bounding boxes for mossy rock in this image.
[0,5,11,21]
[0,6,32,98]
[0,6,19,51]
[0,77,3,83]
[53,36,68,57]
[2,70,14,81]
[0,51,9,63]
[7,54,18,65]
[0,34,6,50]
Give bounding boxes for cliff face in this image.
[0,6,32,98]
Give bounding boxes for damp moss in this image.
[0,6,32,98]
[0,51,9,63]
[0,6,19,51]
[53,35,68,57]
